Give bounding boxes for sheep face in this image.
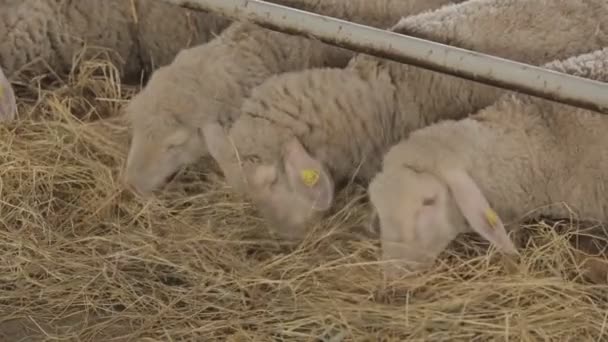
[123,66,208,197]
[0,67,16,121]
[244,139,334,240]
[124,121,204,197]
[203,122,334,239]
[368,167,465,276]
[368,166,519,278]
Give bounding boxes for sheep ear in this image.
[202,122,247,191]
[202,122,234,163]
[443,169,519,255]
[283,138,334,211]
[0,68,16,121]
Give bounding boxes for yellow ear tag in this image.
[485,208,500,228]
[300,169,320,187]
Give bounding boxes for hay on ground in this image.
[1,52,608,342]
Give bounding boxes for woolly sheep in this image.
[0,67,16,121]
[0,0,231,81]
[368,47,608,277]
[203,0,608,239]
[122,0,461,196]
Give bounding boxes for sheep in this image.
[202,0,608,239]
[368,47,608,278]
[0,0,231,81]
[0,67,16,121]
[122,0,463,196]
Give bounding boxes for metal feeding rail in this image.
[160,0,608,114]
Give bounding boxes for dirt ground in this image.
[1,52,608,341]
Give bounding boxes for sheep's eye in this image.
[422,196,436,206]
[165,143,183,151]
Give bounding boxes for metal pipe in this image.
[161,0,608,114]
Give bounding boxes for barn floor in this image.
[1,55,608,342]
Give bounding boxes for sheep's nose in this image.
[122,176,139,195]
[121,172,153,198]
[128,182,155,198]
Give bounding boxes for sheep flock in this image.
[2,0,608,340]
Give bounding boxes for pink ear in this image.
[0,68,16,121]
[283,138,334,211]
[443,169,519,255]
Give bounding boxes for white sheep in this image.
[0,0,231,81]
[203,0,608,239]
[368,47,608,277]
[122,0,461,196]
[0,67,16,121]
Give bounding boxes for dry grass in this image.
[1,54,608,342]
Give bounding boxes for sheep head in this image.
[204,122,334,240]
[123,67,206,197]
[368,166,518,278]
